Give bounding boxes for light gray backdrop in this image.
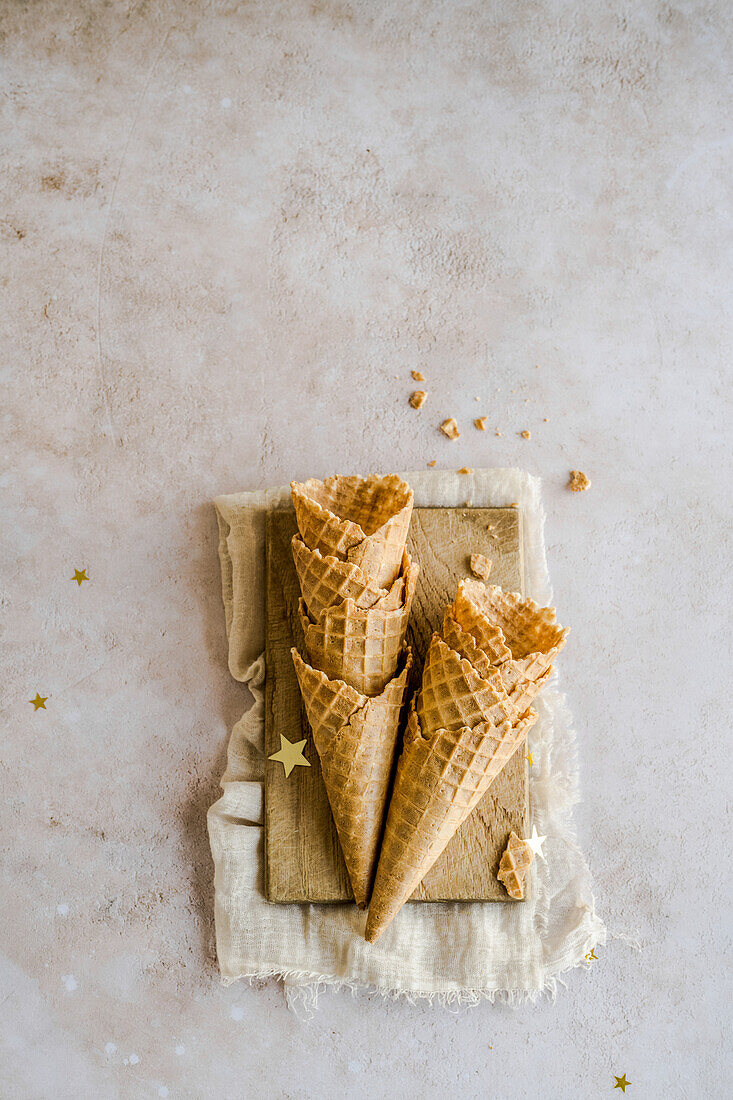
[1,2,729,1097]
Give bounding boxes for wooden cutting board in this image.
[264,506,529,903]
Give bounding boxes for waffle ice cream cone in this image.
[365,702,536,941]
[459,579,569,688]
[298,556,418,697]
[365,577,566,943]
[291,474,413,588]
[292,649,412,907]
[292,536,408,620]
[497,830,535,899]
[416,634,509,735]
[289,474,417,908]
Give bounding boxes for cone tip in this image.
[364,918,382,944]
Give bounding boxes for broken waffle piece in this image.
[409,390,427,409]
[440,418,460,440]
[474,417,487,431]
[568,469,591,492]
[411,370,425,381]
[497,831,535,899]
[469,553,492,581]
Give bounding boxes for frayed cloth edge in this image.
[222,932,607,1016]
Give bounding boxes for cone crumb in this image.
[495,430,502,437]
[427,459,437,467]
[439,418,460,440]
[568,470,591,492]
[497,831,535,899]
[469,553,492,580]
[409,390,427,409]
[520,430,531,439]
[474,417,487,431]
[457,466,473,475]
[411,370,425,381]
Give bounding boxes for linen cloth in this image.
[207,468,605,1005]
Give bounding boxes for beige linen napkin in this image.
[207,468,605,1006]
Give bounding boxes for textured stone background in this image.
[1,1,730,1097]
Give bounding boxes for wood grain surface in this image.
[264,506,528,904]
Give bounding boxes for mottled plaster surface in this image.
[1,2,730,1097]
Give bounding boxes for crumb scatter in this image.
[411,370,425,381]
[474,417,487,431]
[409,390,427,409]
[470,553,492,580]
[568,469,591,492]
[439,417,460,439]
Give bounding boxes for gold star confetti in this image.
[585,948,598,962]
[268,734,310,778]
[524,824,546,859]
[613,1074,631,1093]
[30,693,48,711]
[526,751,533,766]
[71,568,89,586]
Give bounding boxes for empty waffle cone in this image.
[291,474,413,588]
[497,830,535,899]
[365,578,565,942]
[292,648,412,908]
[291,536,408,620]
[416,633,509,735]
[450,583,513,666]
[459,579,569,687]
[298,557,418,696]
[365,702,536,942]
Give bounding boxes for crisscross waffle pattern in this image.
[292,649,412,908]
[289,474,416,908]
[297,556,418,698]
[417,635,508,735]
[365,705,536,940]
[291,474,413,588]
[497,831,535,899]
[290,649,366,737]
[460,579,568,662]
[365,578,567,943]
[291,536,405,620]
[299,598,406,697]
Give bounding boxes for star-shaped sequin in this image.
[71,569,89,586]
[268,734,310,778]
[524,825,546,859]
[30,693,48,711]
[526,751,533,765]
[613,1074,631,1093]
[585,948,598,963]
